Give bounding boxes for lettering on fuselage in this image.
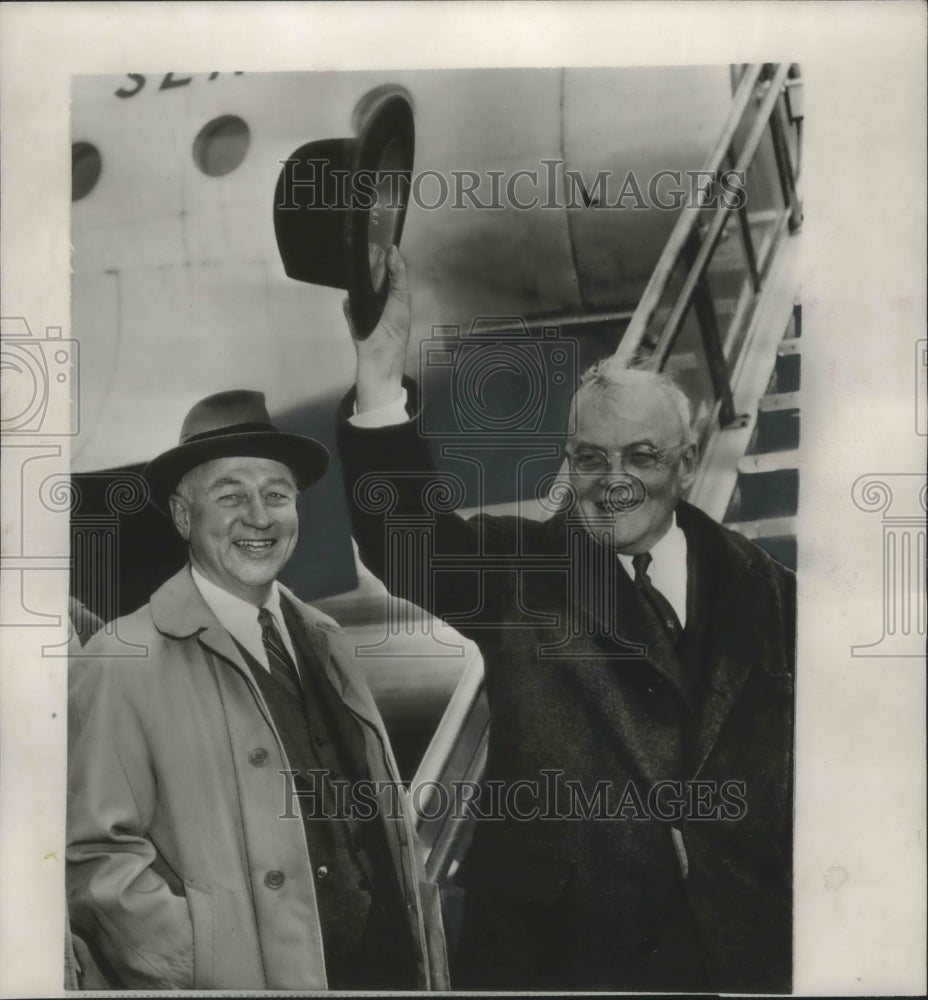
[114,72,244,99]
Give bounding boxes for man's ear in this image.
[169,494,191,540]
[679,443,698,490]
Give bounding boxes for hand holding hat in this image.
[344,246,411,414]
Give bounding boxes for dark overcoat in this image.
[338,385,795,993]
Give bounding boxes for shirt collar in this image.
[616,512,688,626]
[189,564,288,669]
[616,512,685,570]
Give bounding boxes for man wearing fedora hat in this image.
[66,391,449,991]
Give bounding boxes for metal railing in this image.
[613,62,802,439]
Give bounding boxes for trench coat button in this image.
[249,747,269,767]
[315,864,329,880]
[313,731,329,748]
[264,870,285,889]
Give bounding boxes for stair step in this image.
[726,464,799,521]
[737,449,799,475]
[725,516,797,540]
[725,516,797,569]
[753,403,800,453]
[769,350,800,393]
[776,338,801,357]
[757,536,797,570]
[758,390,799,412]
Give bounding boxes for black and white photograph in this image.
[0,3,924,997]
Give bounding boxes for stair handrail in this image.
[613,63,792,371]
[649,63,792,369]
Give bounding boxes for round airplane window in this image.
[71,142,102,201]
[192,115,250,177]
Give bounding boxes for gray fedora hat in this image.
[144,390,329,510]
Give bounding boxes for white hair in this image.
[172,467,202,504]
[571,357,696,446]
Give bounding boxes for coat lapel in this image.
[538,512,693,704]
[150,566,252,674]
[511,515,694,789]
[150,569,394,774]
[677,503,777,772]
[150,567,295,752]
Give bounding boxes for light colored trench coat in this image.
[66,566,449,990]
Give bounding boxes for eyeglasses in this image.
[565,442,689,476]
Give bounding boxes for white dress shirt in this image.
[616,515,688,627]
[190,564,298,672]
[349,388,410,427]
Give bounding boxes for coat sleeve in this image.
[66,654,195,989]
[337,378,516,644]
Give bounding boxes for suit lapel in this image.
[278,597,372,782]
[277,588,417,913]
[276,588,386,735]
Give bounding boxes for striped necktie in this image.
[632,552,683,645]
[257,607,302,699]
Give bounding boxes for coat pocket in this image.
[183,880,214,988]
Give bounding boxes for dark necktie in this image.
[258,607,302,700]
[632,552,683,645]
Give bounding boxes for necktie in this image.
[632,552,683,645]
[258,607,302,699]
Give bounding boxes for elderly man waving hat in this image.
[66,390,448,991]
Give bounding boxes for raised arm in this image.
[347,245,411,415]
[337,249,516,636]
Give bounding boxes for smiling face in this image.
[169,456,299,606]
[568,381,696,555]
